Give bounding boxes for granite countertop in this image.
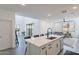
[26,35,63,47]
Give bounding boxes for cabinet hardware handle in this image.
[42,47,46,49]
[48,44,51,46]
[48,47,52,49]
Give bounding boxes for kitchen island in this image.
[26,35,64,55]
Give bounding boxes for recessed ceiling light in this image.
[72,6,77,10]
[48,14,51,16]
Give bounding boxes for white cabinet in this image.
[41,43,55,55]
[27,39,61,55]
[41,46,47,55]
[54,40,60,54]
[47,39,60,55]
[47,43,55,55]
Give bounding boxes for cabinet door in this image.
[47,43,55,55]
[55,40,60,54]
[41,46,47,55]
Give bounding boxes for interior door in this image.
[0,20,12,50]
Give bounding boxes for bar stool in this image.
[40,34,44,36]
[33,35,39,38]
[24,36,31,55]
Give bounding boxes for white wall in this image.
[0,9,15,49]
[15,15,40,36]
[40,19,63,34]
[40,20,52,34]
[15,15,25,33]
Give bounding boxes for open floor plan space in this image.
[0,4,79,55]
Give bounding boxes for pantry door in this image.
[0,20,12,50]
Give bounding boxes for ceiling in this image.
[0,4,79,20]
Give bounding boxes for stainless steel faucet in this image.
[47,28,52,38]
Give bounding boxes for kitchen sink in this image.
[47,37,57,40]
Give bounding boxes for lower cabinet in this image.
[41,43,55,55]
[47,43,56,55]
[47,39,60,55]
[27,39,61,55]
[41,46,47,55]
[54,39,60,54]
